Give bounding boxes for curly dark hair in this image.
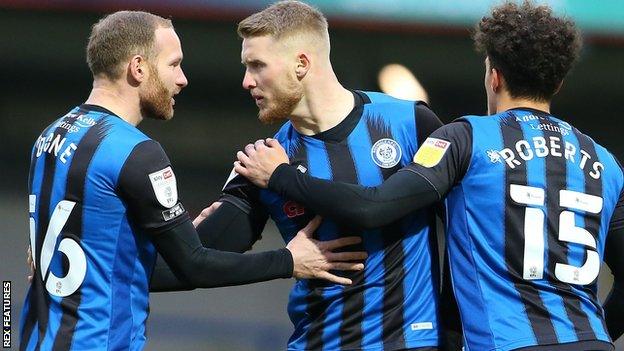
[473,1,582,101]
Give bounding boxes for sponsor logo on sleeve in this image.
[413,137,450,168]
[149,166,178,208]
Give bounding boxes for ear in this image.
[553,80,564,95]
[490,67,501,93]
[295,52,310,79]
[128,55,148,84]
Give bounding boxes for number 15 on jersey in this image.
[511,184,603,286]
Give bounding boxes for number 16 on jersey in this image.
[29,196,86,297]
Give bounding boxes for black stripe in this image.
[366,117,407,348]
[538,116,597,343]
[571,127,605,338]
[22,115,76,351]
[296,136,327,351]
[52,118,110,350]
[304,290,330,351]
[502,113,558,344]
[325,141,359,184]
[323,140,367,350]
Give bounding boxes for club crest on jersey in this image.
[149,166,178,208]
[413,137,450,168]
[371,138,402,168]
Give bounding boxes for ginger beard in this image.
[140,63,174,121]
[257,70,303,124]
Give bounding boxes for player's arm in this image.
[236,121,472,229]
[193,200,267,252]
[150,200,266,291]
[414,102,445,150]
[195,171,270,253]
[118,140,366,291]
[150,174,270,291]
[150,170,271,291]
[603,185,624,340]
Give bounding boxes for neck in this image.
[289,68,354,136]
[84,78,143,126]
[496,91,551,114]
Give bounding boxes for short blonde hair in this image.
[237,0,328,41]
[86,11,173,79]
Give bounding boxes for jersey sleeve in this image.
[221,168,264,211]
[221,166,269,215]
[195,200,267,252]
[415,102,444,147]
[609,175,624,234]
[604,186,624,340]
[117,140,190,235]
[606,185,624,274]
[402,119,473,198]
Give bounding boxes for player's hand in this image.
[285,216,367,285]
[235,138,289,188]
[27,245,34,283]
[192,202,222,227]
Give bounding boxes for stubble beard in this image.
[140,65,174,121]
[258,76,303,125]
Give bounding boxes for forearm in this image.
[150,254,193,292]
[268,164,440,228]
[150,219,292,291]
[196,200,263,253]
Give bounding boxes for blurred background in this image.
[1,0,623,350]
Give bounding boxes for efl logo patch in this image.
[371,138,402,169]
[162,203,185,221]
[413,137,450,167]
[149,166,178,208]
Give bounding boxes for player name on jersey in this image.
[34,132,77,164]
[494,135,604,180]
[33,113,95,163]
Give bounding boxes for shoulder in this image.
[125,139,169,164]
[359,90,417,110]
[92,116,161,173]
[104,116,151,142]
[358,91,422,123]
[426,119,472,143]
[273,120,295,141]
[456,113,493,124]
[92,116,154,161]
